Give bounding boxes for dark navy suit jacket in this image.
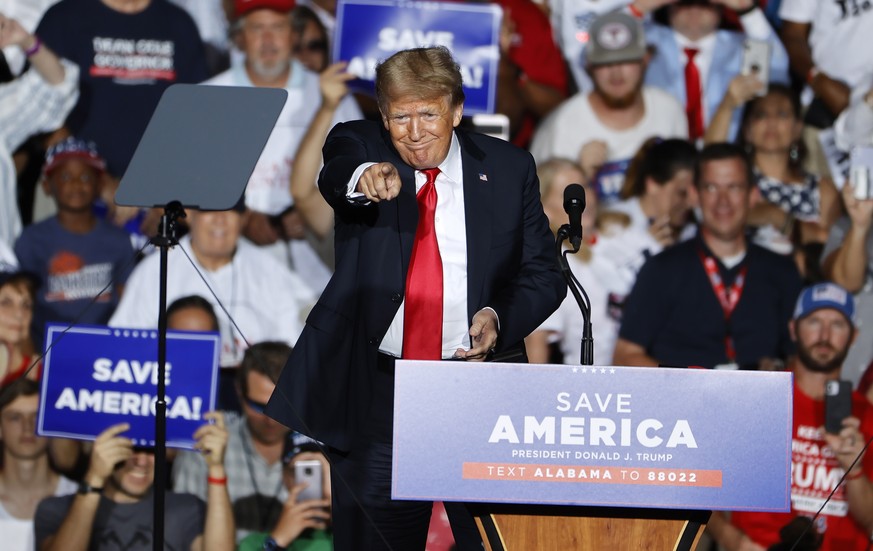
[266,120,565,451]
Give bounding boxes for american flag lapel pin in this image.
[479,173,488,181]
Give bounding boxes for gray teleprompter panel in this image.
[116,83,287,210]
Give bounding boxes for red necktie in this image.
[684,47,704,140]
[402,167,443,360]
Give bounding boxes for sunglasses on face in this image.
[245,396,269,414]
[295,39,327,54]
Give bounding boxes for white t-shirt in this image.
[0,475,76,551]
[109,236,316,366]
[779,0,873,89]
[530,87,687,203]
[204,61,362,216]
[606,197,650,235]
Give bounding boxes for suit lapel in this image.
[458,131,492,321]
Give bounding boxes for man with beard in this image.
[530,10,687,205]
[707,282,873,551]
[35,414,234,551]
[204,0,361,293]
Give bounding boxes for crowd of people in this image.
[1,0,873,549]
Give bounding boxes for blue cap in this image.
[793,283,855,326]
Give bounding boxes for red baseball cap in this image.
[43,137,106,176]
[235,0,295,17]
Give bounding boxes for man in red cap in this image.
[206,0,361,294]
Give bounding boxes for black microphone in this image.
[563,183,586,252]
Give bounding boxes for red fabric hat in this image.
[235,0,295,17]
[43,137,106,176]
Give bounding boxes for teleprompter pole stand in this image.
[111,83,288,551]
[152,201,185,551]
[555,224,594,366]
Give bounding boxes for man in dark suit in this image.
[265,46,565,550]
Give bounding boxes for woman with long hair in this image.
[0,272,40,387]
[611,137,698,248]
[706,80,840,280]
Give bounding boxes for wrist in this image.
[84,471,106,488]
[207,473,227,486]
[23,35,41,57]
[268,530,294,548]
[77,480,104,496]
[262,535,284,550]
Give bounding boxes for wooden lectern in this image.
[392,361,792,551]
[470,503,710,551]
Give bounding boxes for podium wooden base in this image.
[471,504,711,551]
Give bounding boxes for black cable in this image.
[0,237,153,401]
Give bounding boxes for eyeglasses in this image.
[699,182,748,197]
[294,39,327,54]
[244,396,269,414]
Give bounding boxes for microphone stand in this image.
[556,224,594,366]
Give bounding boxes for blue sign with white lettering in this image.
[37,324,220,449]
[393,362,793,512]
[334,0,501,114]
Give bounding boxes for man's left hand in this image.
[194,411,229,472]
[455,309,498,361]
[280,208,306,240]
[823,416,866,474]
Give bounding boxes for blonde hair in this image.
[537,158,630,262]
[375,46,465,115]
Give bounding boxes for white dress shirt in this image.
[347,133,473,358]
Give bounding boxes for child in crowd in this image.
[14,138,134,346]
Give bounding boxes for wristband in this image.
[846,469,864,481]
[734,3,757,16]
[207,475,227,485]
[262,536,281,551]
[77,481,103,495]
[807,66,820,86]
[24,36,41,57]
[628,3,644,18]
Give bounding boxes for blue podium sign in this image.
[37,324,220,449]
[334,0,501,115]
[393,362,793,512]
